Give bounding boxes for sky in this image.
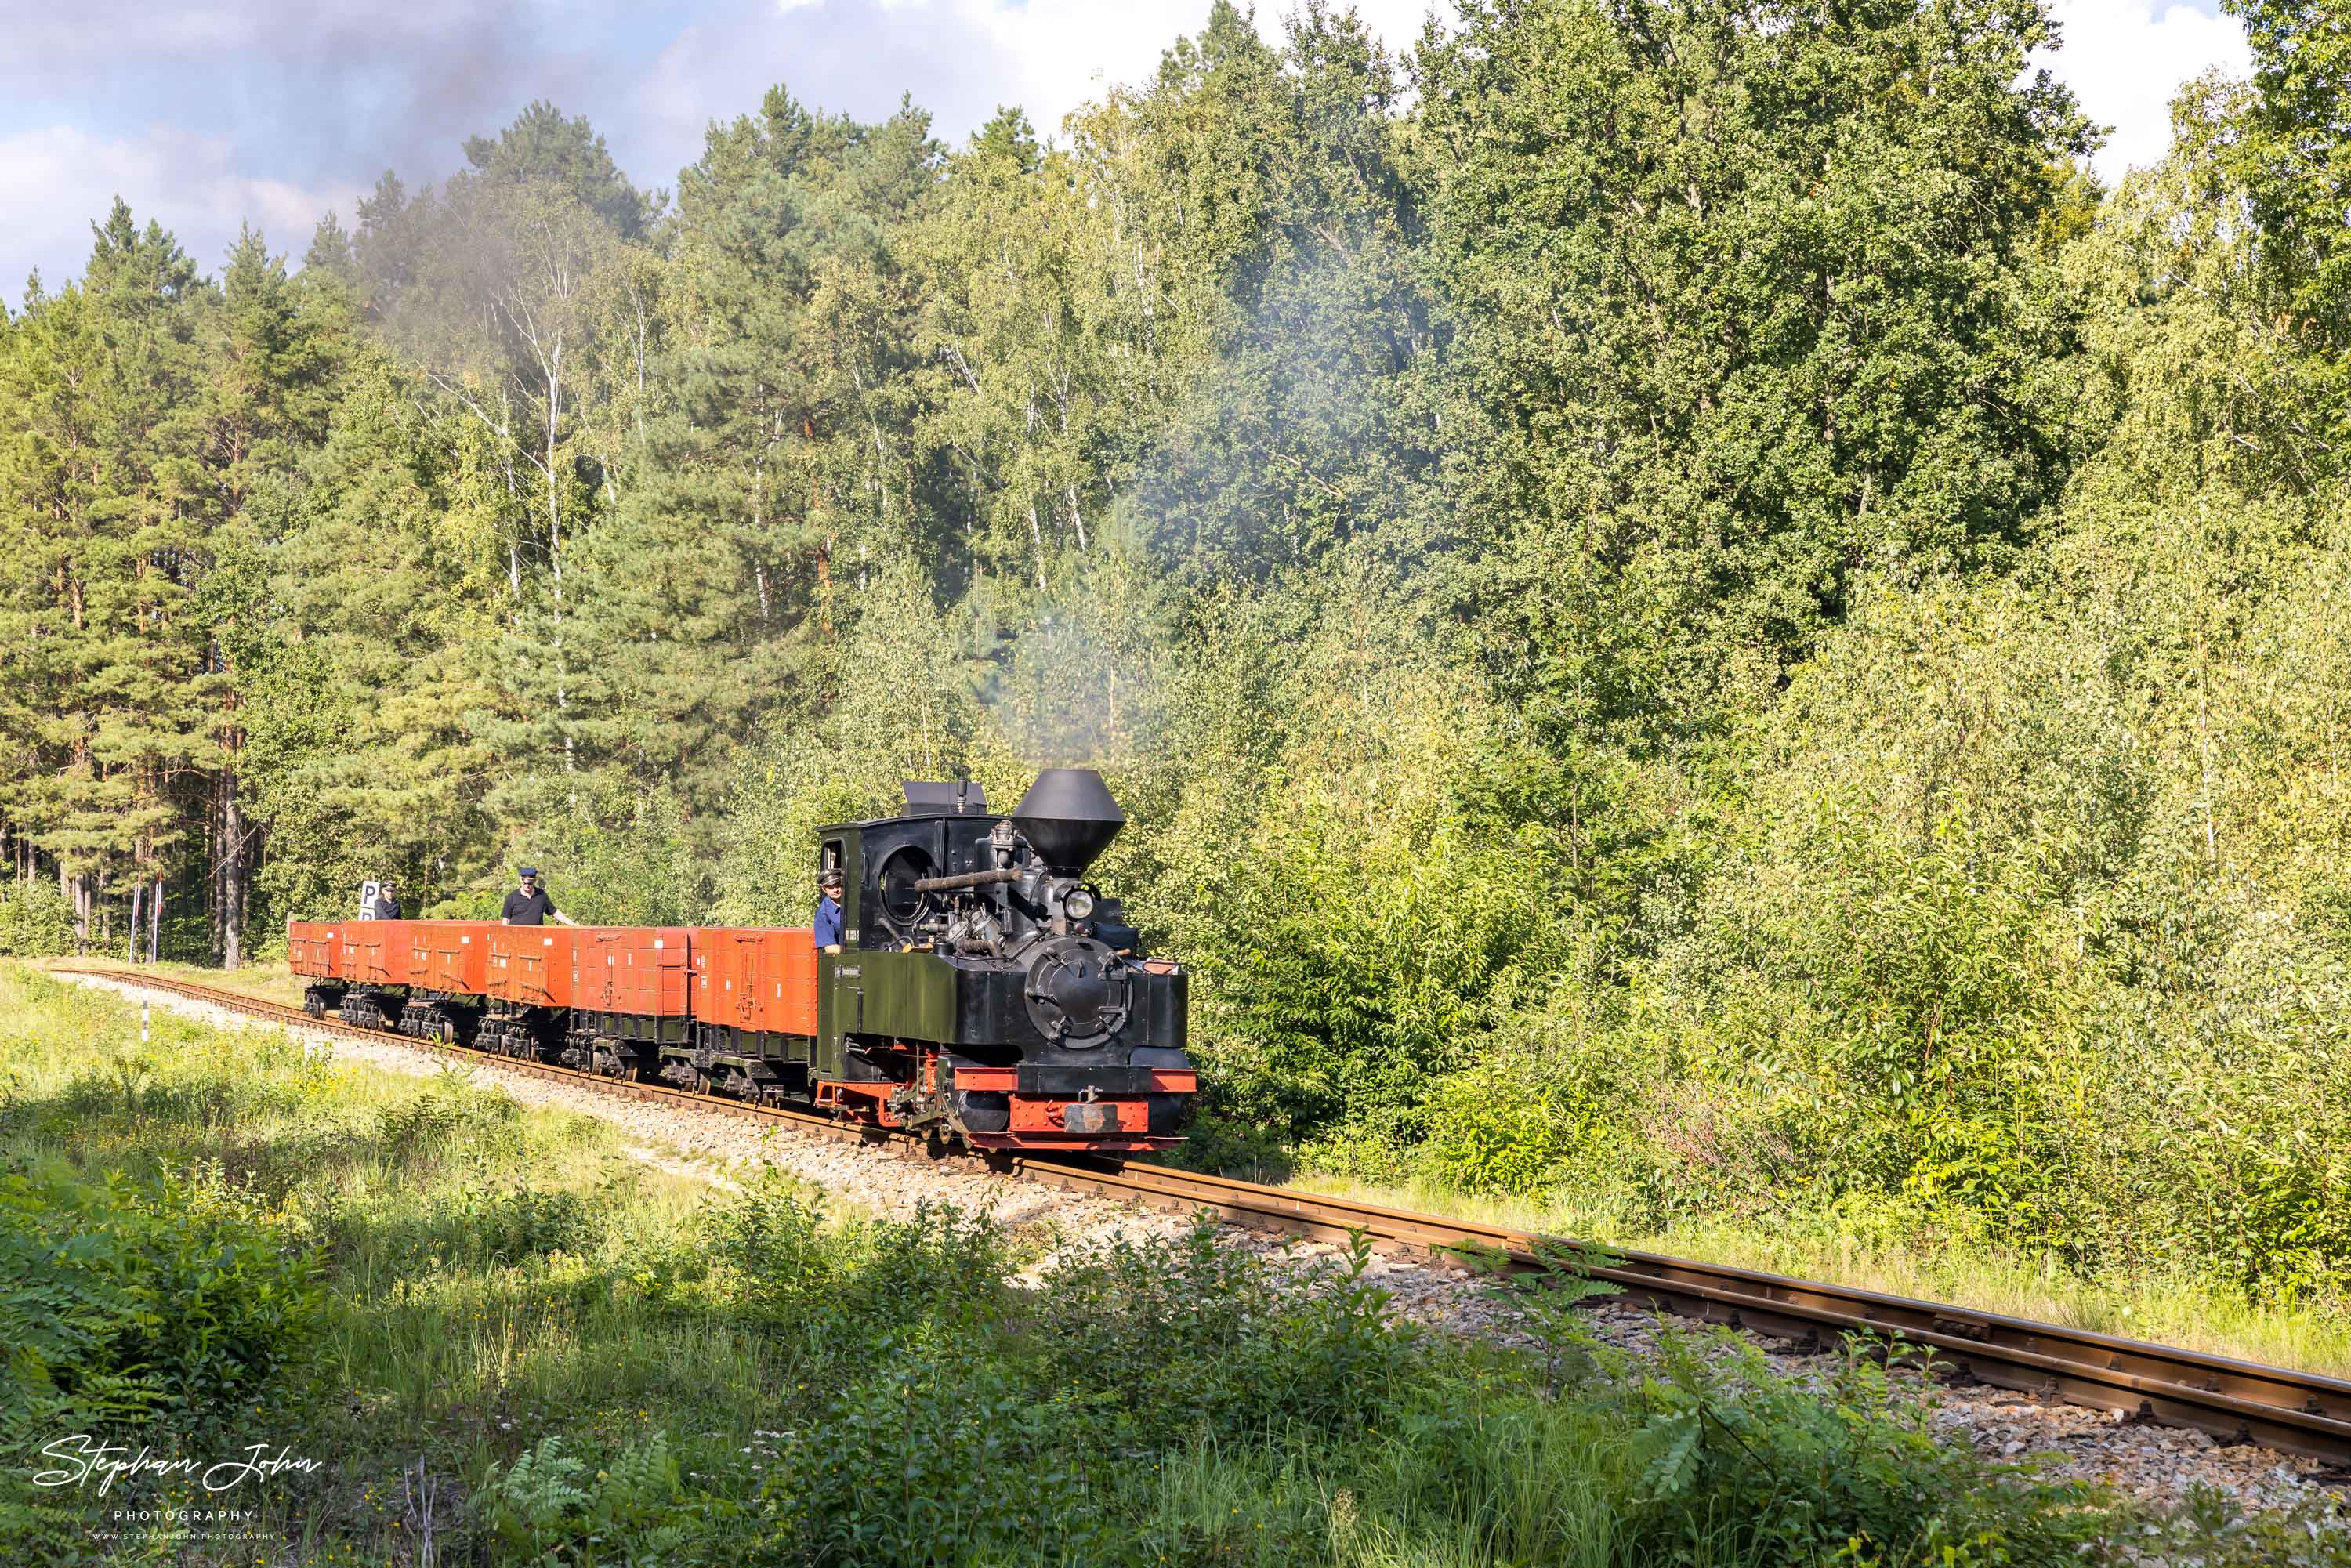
[0,0,2253,298]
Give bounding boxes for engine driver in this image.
[369,880,403,921]
[813,869,844,954]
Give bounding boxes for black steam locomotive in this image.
[797,768,1194,1146]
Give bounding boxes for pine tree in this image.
[0,205,226,947]
[187,226,348,962]
[574,91,945,828]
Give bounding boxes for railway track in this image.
[52,961,2351,1468]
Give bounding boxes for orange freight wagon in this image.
[661,926,819,1099]
[689,926,818,1037]
[339,921,411,987]
[487,926,575,1008]
[288,920,342,980]
[564,926,695,1078]
[571,927,692,1018]
[409,920,493,997]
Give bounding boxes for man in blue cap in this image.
[501,867,578,927]
[813,868,844,953]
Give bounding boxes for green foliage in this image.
[482,1431,693,1566]
[516,775,705,927]
[0,881,73,957]
[2222,0,2351,389]
[752,1222,1418,1566]
[1118,572,1583,1153]
[1027,1223,1412,1437]
[1610,1333,2096,1563]
[377,1185,596,1275]
[709,559,999,923]
[762,1346,1114,1566]
[714,1179,1005,1357]
[371,1069,526,1167]
[1420,1059,1598,1197]
[0,1158,324,1437]
[1469,1238,1628,1394]
[1416,0,2096,734]
[5,965,2316,1564]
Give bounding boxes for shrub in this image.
[368,1184,601,1279]
[0,1158,324,1437]
[715,1181,1006,1355]
[0,883,74,958]
[1116,574,1583,1154]
[1024,1222,1416,1439]
[461,1186,596,1268]
[763,1345,1110,1566]
[758,1222,1415,1566]
[1416,1055,1594,1196]
[1607,1331,2104,1564]
[372,1070,523,1165]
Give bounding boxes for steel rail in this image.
[50,963,2351,1467]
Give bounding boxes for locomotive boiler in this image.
[288,769,1195,1153]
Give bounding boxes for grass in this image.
[1281,1168,2351,1382]
[2,960,2343,1566]
[0,962,831,1563]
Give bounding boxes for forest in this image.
[3,0,2348,1308]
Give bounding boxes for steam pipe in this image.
[914,867,1025,893]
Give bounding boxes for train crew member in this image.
[370,880,403,921]
[813,869,845,954]
[502,867,578,928]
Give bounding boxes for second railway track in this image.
[52,961,2351,1470]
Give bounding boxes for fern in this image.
[487,1435,590,1559]
[1639,1407,1704,1499]
[484,1432,690,1565]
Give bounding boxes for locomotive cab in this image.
[813,770,1194,1150]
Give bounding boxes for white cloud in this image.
[640,1,2240,179]
[931,0,1443,133]
[1,0,560,77]
[2042,0,2251,177]
[639,0,1447,164]
[0,124,358,296]
[0,0,2253,295]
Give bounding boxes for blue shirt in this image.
[813,894,843,948]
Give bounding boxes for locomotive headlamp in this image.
[1062,887,1095,921]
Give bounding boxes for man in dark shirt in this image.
[369,881,404,921]
[813,871,844,953]
[501,867,577,927]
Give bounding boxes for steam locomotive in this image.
[288,769,1194,1152]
